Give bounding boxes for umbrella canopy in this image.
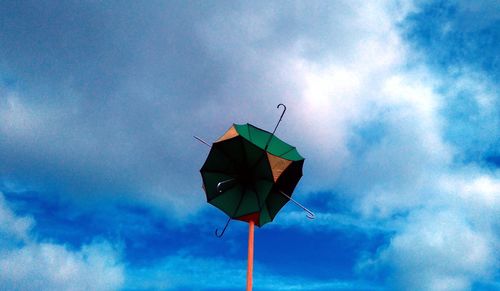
[201,123,304,227]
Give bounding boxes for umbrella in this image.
[196,104,314,291]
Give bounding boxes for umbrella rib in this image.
[241,137,264,172]
[239,139,273,211]
[264,190,290,223]
[253,178,273,207]
[238,139,260,216]
[207,183,239,202]
[248,150,268,175]
[262,190,287,224]
[278,146,296,158]
[249,154,278,185]
[231,187,246,218]
[247,131,287,171]
[246,124,253,143]
[264,202,273,223]
[240,139,262,211]
[244,184,261,218]
[211,141,245,173]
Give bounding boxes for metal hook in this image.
[279,190,315,219]
[215,217,231,237]
[272,104,287,137]
[217,178,236,193]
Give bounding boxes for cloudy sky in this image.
[0,1,499,290]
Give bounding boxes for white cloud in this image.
[0,192,34,245]
[439,68,500,162]
[354,168,500,290]
[275,210,395,234]
[0,93,39,136]
[368,208,497,290]
[440,172,500,210]
[252,2,500,289]
[126,252,381,290]
[0,0,415,216]
[0,192,124,290]
[0,242,124,291]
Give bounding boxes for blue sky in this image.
[0,1,499,290]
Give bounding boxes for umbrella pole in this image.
[246,220,255,291]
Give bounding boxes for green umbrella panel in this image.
[200,123,304,227]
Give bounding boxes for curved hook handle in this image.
[217,178,236,193]
[279,190,315,220]
[277,103,286,115]
[215,217,232,238]
[272,103,287,136]
[305,210,316,220]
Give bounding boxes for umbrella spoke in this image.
[278,146,296,158]
[254,179,273,207]
[259,203,272,225]
[213,139,246,170]
[208,185,243,215]
[231,187,246,218]
[233,188,261,218]
[194,135,211,147]
[201,147,237,173]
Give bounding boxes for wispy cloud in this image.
[0,192,124,290]
[365,208,498,290]
[125,252,382,291]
